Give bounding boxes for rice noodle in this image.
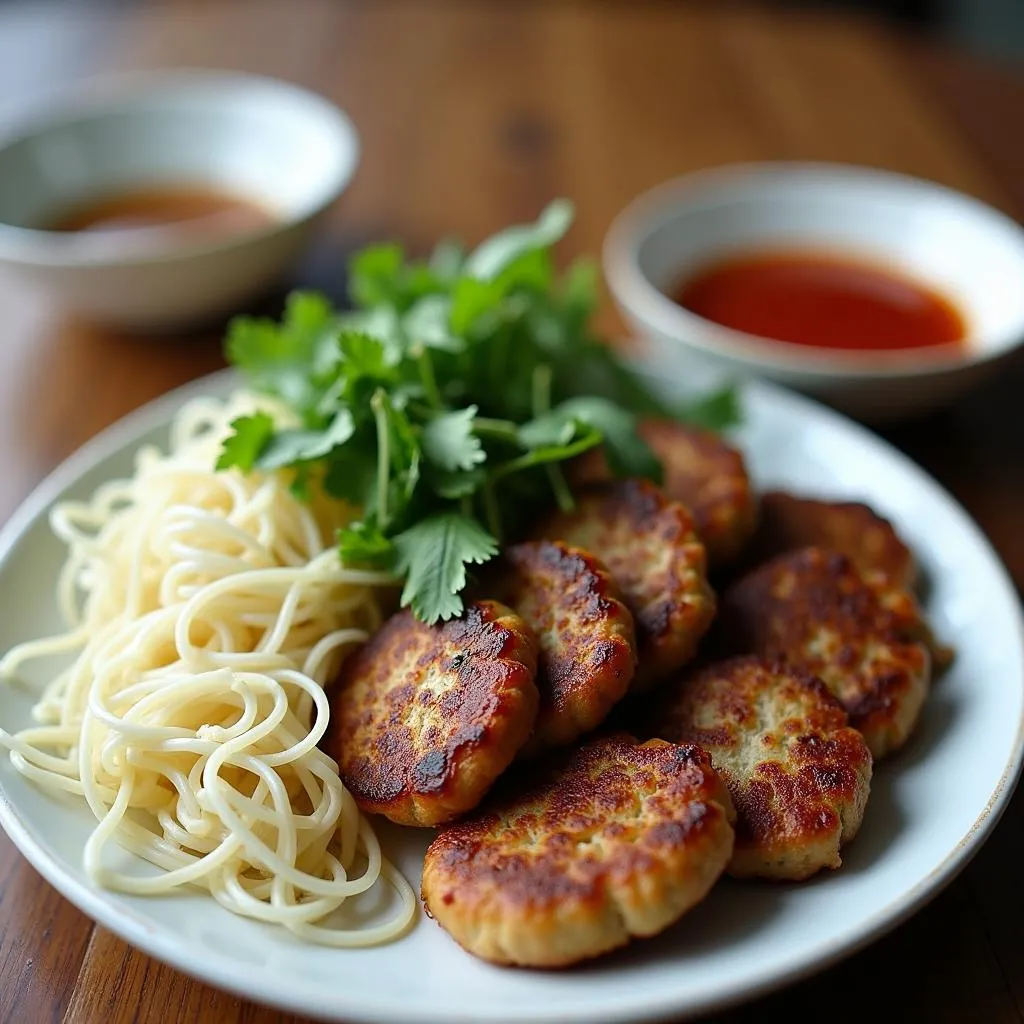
[0,392,416,946]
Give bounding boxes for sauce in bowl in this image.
[45,185,275,238]
[673,250,966,353]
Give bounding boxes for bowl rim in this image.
[0,68,360,269]
[602,161,1024,380]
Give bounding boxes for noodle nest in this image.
[0,393,417,946]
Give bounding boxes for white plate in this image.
[0,370,1021,1024]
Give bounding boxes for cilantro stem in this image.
[413,344,443,409]
[534,363,561,506]
[546,463,576,512]
[489,323,510,399]
[371,389,391,529]
[489,433,602,481]
[481,480,502,540]
[472,417,519,443]
[532,363,552,417]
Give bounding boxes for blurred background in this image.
[747,0,1024,61]
[0,0,1022,64]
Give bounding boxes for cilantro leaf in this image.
[677,385,742,431]
[216,412,275,472]
[392,513,498,623]
[404,295,463,352]
[450,277,499,336]
[339,331,395,375]
[349,244,443,313]
[562,257,598,310]
[318,332,402,419]
[429,238,465,282]
[322,447,378,506]
[465,199,574,281]
[540,397,662,483]
[422,406,486,472]
[517,414,579,450]
[432,467,487,499]
[338,522,396,568]
[256,409,355,470]
[227,292,337,413]
[348,244,404,309]
[335,306,404,363]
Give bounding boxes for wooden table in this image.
[0,2,1022,1022]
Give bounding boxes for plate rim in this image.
[0,368,1022,1024]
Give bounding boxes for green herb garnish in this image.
[219,200,739,623]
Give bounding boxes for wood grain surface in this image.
[0,2,1022,1022]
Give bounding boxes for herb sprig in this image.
[218,200,739,623]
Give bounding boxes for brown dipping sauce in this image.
[45,184,275,238]
[673,250,966,353]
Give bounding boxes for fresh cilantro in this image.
[226,292,338,416]
[491,426,603,481]
[349,244,443,313]
[348,244,404,309]
[338,521,395,569]
[516,414,578,450]
[676,385,742,431]
[403,295,463,352]
[257,410,355,470]
[220,200,742,623]
[547,397,662,483]
[429,238,465,282]
[318,332,399,414]
[422,407,486,473]
[464,198,573,281]
[322,447,378,506]
[432,467,487,499]
[392,514,498,623]
[216,412,275,472]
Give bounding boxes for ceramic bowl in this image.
[0,69,359,330]
[603,163,1024,421]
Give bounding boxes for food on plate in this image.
[324,601,539,826]
[489,540,637,755]
[572,420,757,568]
[0,200,742,948]
[640,420,758,567]
[748,491,916,589]
[420,735,735,967]
[0,196,955,964]
[720,547,931,759]
[534,479,715,689]
[0,394,418,946]
[218,200,739,628]
[647,656,872,881]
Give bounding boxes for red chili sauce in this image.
[673,250,966,353]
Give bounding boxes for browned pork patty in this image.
[750,491,916,589]
[324,601,538,827]
[569,420,757,568]
[648,656,872,880]
[533,479,715,689]
[639,420,757,566]
[492,540,637,755]
[719,547,931,759]
[420,735,735,967]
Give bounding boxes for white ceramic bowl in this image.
[603,163,1024,421]
[0,70,359,330]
